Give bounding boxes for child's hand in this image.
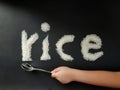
[51,66,75,84]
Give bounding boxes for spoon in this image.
[21,63,51,73]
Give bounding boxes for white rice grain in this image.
[81,34,104,61]
[40,35,51,60]
[41,22,50,32]
[56,35,75,61]
[21,30,39,61]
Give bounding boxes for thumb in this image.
[51,72,57,78]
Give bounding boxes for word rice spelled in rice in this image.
[21,22,104,62]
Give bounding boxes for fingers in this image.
[51,66,69,78]
[51,72,56,78]
[51,67,60,73]
[51,67,61,78]
[51,66,72,84]
[51,71,63,83]
[51,66,69,74]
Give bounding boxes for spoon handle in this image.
[33,68,51,73]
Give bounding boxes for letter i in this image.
[40,22,51,61]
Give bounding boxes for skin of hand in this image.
[51,66,75,84]
[51,66,120,88]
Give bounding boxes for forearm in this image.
[73,69,120,88]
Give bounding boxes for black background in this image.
[0,0,120,90]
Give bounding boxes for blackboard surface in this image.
[0,0,120,90]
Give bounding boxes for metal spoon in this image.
[21,63,51,73]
